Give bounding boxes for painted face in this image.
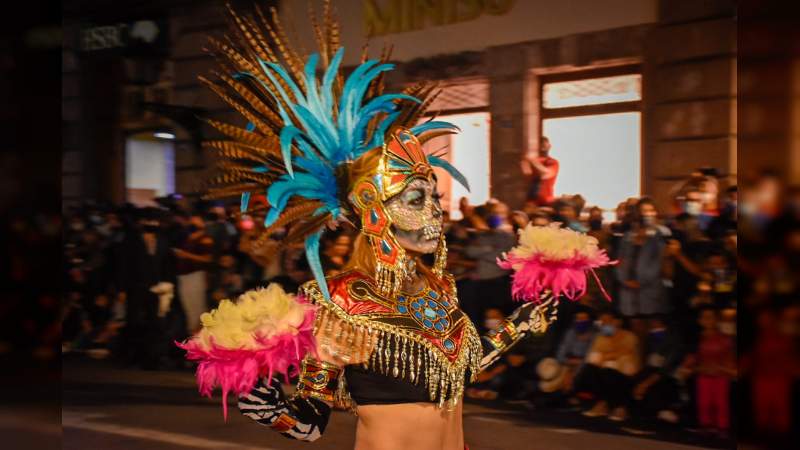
[384,178,443,254]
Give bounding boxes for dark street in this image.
[63,358,725,450]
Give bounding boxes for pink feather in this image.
[175,302,317,420]
[498,251,613,303]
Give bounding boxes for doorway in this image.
[124,131,175,206]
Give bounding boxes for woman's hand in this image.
[314,313,375,367]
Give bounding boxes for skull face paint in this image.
[384,178,443,254]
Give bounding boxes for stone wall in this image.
[63,0,737,213]
[643,0,736,210]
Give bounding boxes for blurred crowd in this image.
[58,167,797,445]
[453,168,739,443]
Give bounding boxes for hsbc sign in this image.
[80,20,164,52]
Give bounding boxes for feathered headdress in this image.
[202,1,469,299]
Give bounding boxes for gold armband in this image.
[485,319,520,352]
[295,358,342,403]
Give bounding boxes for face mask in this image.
[574,320,591,333]
[641,215,656,226]
[487,214,503,229]
[649,329,667,343]
[589,219,602,231]
[684,201,702,216]
[600,324,616,336]
[484,319,502,330]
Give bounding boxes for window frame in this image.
[539,64,642,119]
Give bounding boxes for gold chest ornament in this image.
[301,270,482,409]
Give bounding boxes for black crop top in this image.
[344,364,474,405]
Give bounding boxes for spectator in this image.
[529,211,551,227]
[665,213,713,324]
[118,208,176,370]
[693,307,736,438]
[576,310,641,421]
[614,197,671,325]
[174,214,213,334]
[464,208,517,315]
[631,315,685,423]
[521,136,559,206]
[321,231,353,276]
[707,186,737,241]
[210,254,244,303]
[467,309,539,401]
[553,197,587,233]
[457,196,475,225]
[554,309,597,398]
[587,206,604,233]
[510,210,530,234]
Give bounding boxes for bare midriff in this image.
[354,402,464,450]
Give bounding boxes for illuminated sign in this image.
[80,20,163,52]
[364,0,516,37]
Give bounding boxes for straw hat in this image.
[537,357,566,393]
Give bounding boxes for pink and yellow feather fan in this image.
[176,283,317,419]
[498,224,615,303]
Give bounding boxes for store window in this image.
[540,69,642,219]
[427,112,491,220]
[419,78,491,220]
[543,74,641,109]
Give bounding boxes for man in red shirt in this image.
[522,136,560,206]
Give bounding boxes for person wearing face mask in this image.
[552,197,588,233]
[554,310,597,399]
[682,188,704,217]
[630,316,685,423]
[574,311,641,421]
[614,198,671,326]
[682,186,719,232]
[464,204,517,316]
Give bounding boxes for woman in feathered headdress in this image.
[178,2,560,448]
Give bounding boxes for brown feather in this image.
[205,119,277,149]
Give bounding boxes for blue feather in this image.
[429,155,470,191]
[322,48,344,110]
[262,60,306,108]
[249,49,469,257]
[279,126,302,177]
[410,121,460,136]
[305,230,331,300]
[364,111,402,151]
[240,192,251,213]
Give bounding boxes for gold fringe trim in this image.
[303,283,483,410]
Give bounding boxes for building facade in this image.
[63,0,736,213]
